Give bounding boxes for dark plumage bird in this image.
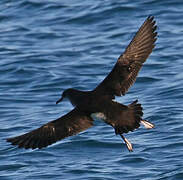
[7,16,157,152]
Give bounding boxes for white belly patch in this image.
[91,112,107,121]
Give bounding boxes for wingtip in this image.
[147,15,154,20]
[146,15,157,27]
[6,137,13,143]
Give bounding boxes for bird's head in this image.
[56,88,75,104]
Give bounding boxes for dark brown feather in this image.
[95,16,157,96]
[104,100,143,134]
[7,108,93,149]
[7,16,156,151]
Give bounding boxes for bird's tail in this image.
[128,100,143,121]
[117,100,154,152]
[114,100,154,135]
[128,100,154,129]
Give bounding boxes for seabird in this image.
[7,16,157,152]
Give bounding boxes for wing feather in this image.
[7,108,93,149]
[95,16,157,96]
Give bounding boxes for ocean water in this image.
[1,0,183,179]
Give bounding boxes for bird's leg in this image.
[120,134,133,152]
[141,120,154,129]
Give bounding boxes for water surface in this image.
[1,0,183,179]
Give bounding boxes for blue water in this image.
[1,0,183,179]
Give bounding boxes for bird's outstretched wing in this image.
[94,16,157,97]
[7,108,93,149]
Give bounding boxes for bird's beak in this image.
[56,96,64,104]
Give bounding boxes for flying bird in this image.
[7,16,157,152]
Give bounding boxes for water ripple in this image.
[1,0,183,179]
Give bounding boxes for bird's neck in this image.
[67,89,92,107]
